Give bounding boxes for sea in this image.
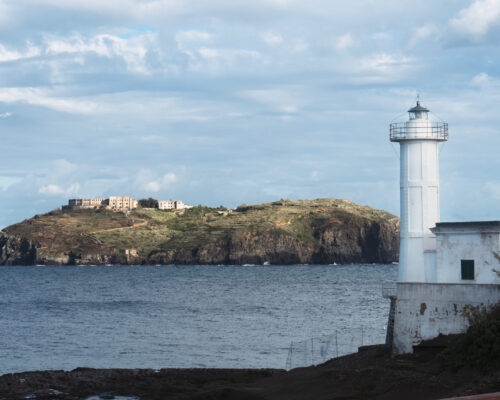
[0,264,397,375]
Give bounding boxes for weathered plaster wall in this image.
[435,230,500,284]
[392,282,500,354]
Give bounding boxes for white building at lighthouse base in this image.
[392,221,500,354]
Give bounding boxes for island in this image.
[0,198,399,266]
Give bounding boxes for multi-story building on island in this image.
[158,200,192,210]
[65,197,190,212]
[106,196,138,211]
[67,198,106,209]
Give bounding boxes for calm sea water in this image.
[0,264,397,374]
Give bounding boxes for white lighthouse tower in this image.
[390,99,448,283]
[388,99,500,355]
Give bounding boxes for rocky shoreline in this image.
[1,345,499,400]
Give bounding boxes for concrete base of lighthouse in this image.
[392,282,500,354]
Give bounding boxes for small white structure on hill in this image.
[158,200,192,210]
[107,196,138,211]
[388,100,500,354]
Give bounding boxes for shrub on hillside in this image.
[439,304,500,372]
[138,198,158,208]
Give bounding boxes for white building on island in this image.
[65,197,192,212]
[106,196,138,211]
[158,200,192,210]
[388,99,500,354]
[67,198,106,209]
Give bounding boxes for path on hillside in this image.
[87,219,149,235]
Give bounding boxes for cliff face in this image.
[147,217,399,265]
[1,199,399,266]
[0,231,38,265]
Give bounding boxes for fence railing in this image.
[285,326,386,370]
[382,284,397,299]
[390,122,448,141]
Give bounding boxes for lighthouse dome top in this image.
[408,100,429,120]
[408,100,429,113]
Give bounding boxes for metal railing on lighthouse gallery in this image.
[389,122,448,141]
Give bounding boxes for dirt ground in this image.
[1,345,499,400]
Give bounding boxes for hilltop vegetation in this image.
[0,198,399,265]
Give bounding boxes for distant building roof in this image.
[431,221,500,233]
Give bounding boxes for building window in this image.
[461,259,475,280]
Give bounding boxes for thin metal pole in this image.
[286,343,292,370]
[335,330,338,357]
[311,338,314,365]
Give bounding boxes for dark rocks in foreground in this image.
[1,345,499,400]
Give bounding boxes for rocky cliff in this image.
[0,231,37,265]
[1,198,399,265]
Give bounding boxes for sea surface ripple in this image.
[0,264,397,374]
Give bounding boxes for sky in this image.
[0,0,500,227]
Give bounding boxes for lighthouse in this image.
[387,99,500,355]
[390,99,448,283]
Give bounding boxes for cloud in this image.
[0,112,12,118]
[470,72,500,89]
[0,42,40,63]
[39,183,80,196]
[486,181,500,199]
[333,33,356,50]
[19,0,182,21]
[35,160,82,197]
[449,0,500,38]
[0,176,22,190]
[198,48,261,61]
[239,89,302,114]
[372,31,392,42]
[26,159,82,197]
[348,53,414,83]
[0,87,98,114]
[144,173,177,193]
[292,38,308,52]
[408,24,437,48]
[0,0,500,228]
[92,92,215,121]
[262,31,284,46]
[134,169,178,193]
[177,40,263,72]
[175,30,212,46]
[173,28,264,72]
[44,33,153,74]
[138,135,168,144]
[360,53,412,73]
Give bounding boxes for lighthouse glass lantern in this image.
[390,100,448,283]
